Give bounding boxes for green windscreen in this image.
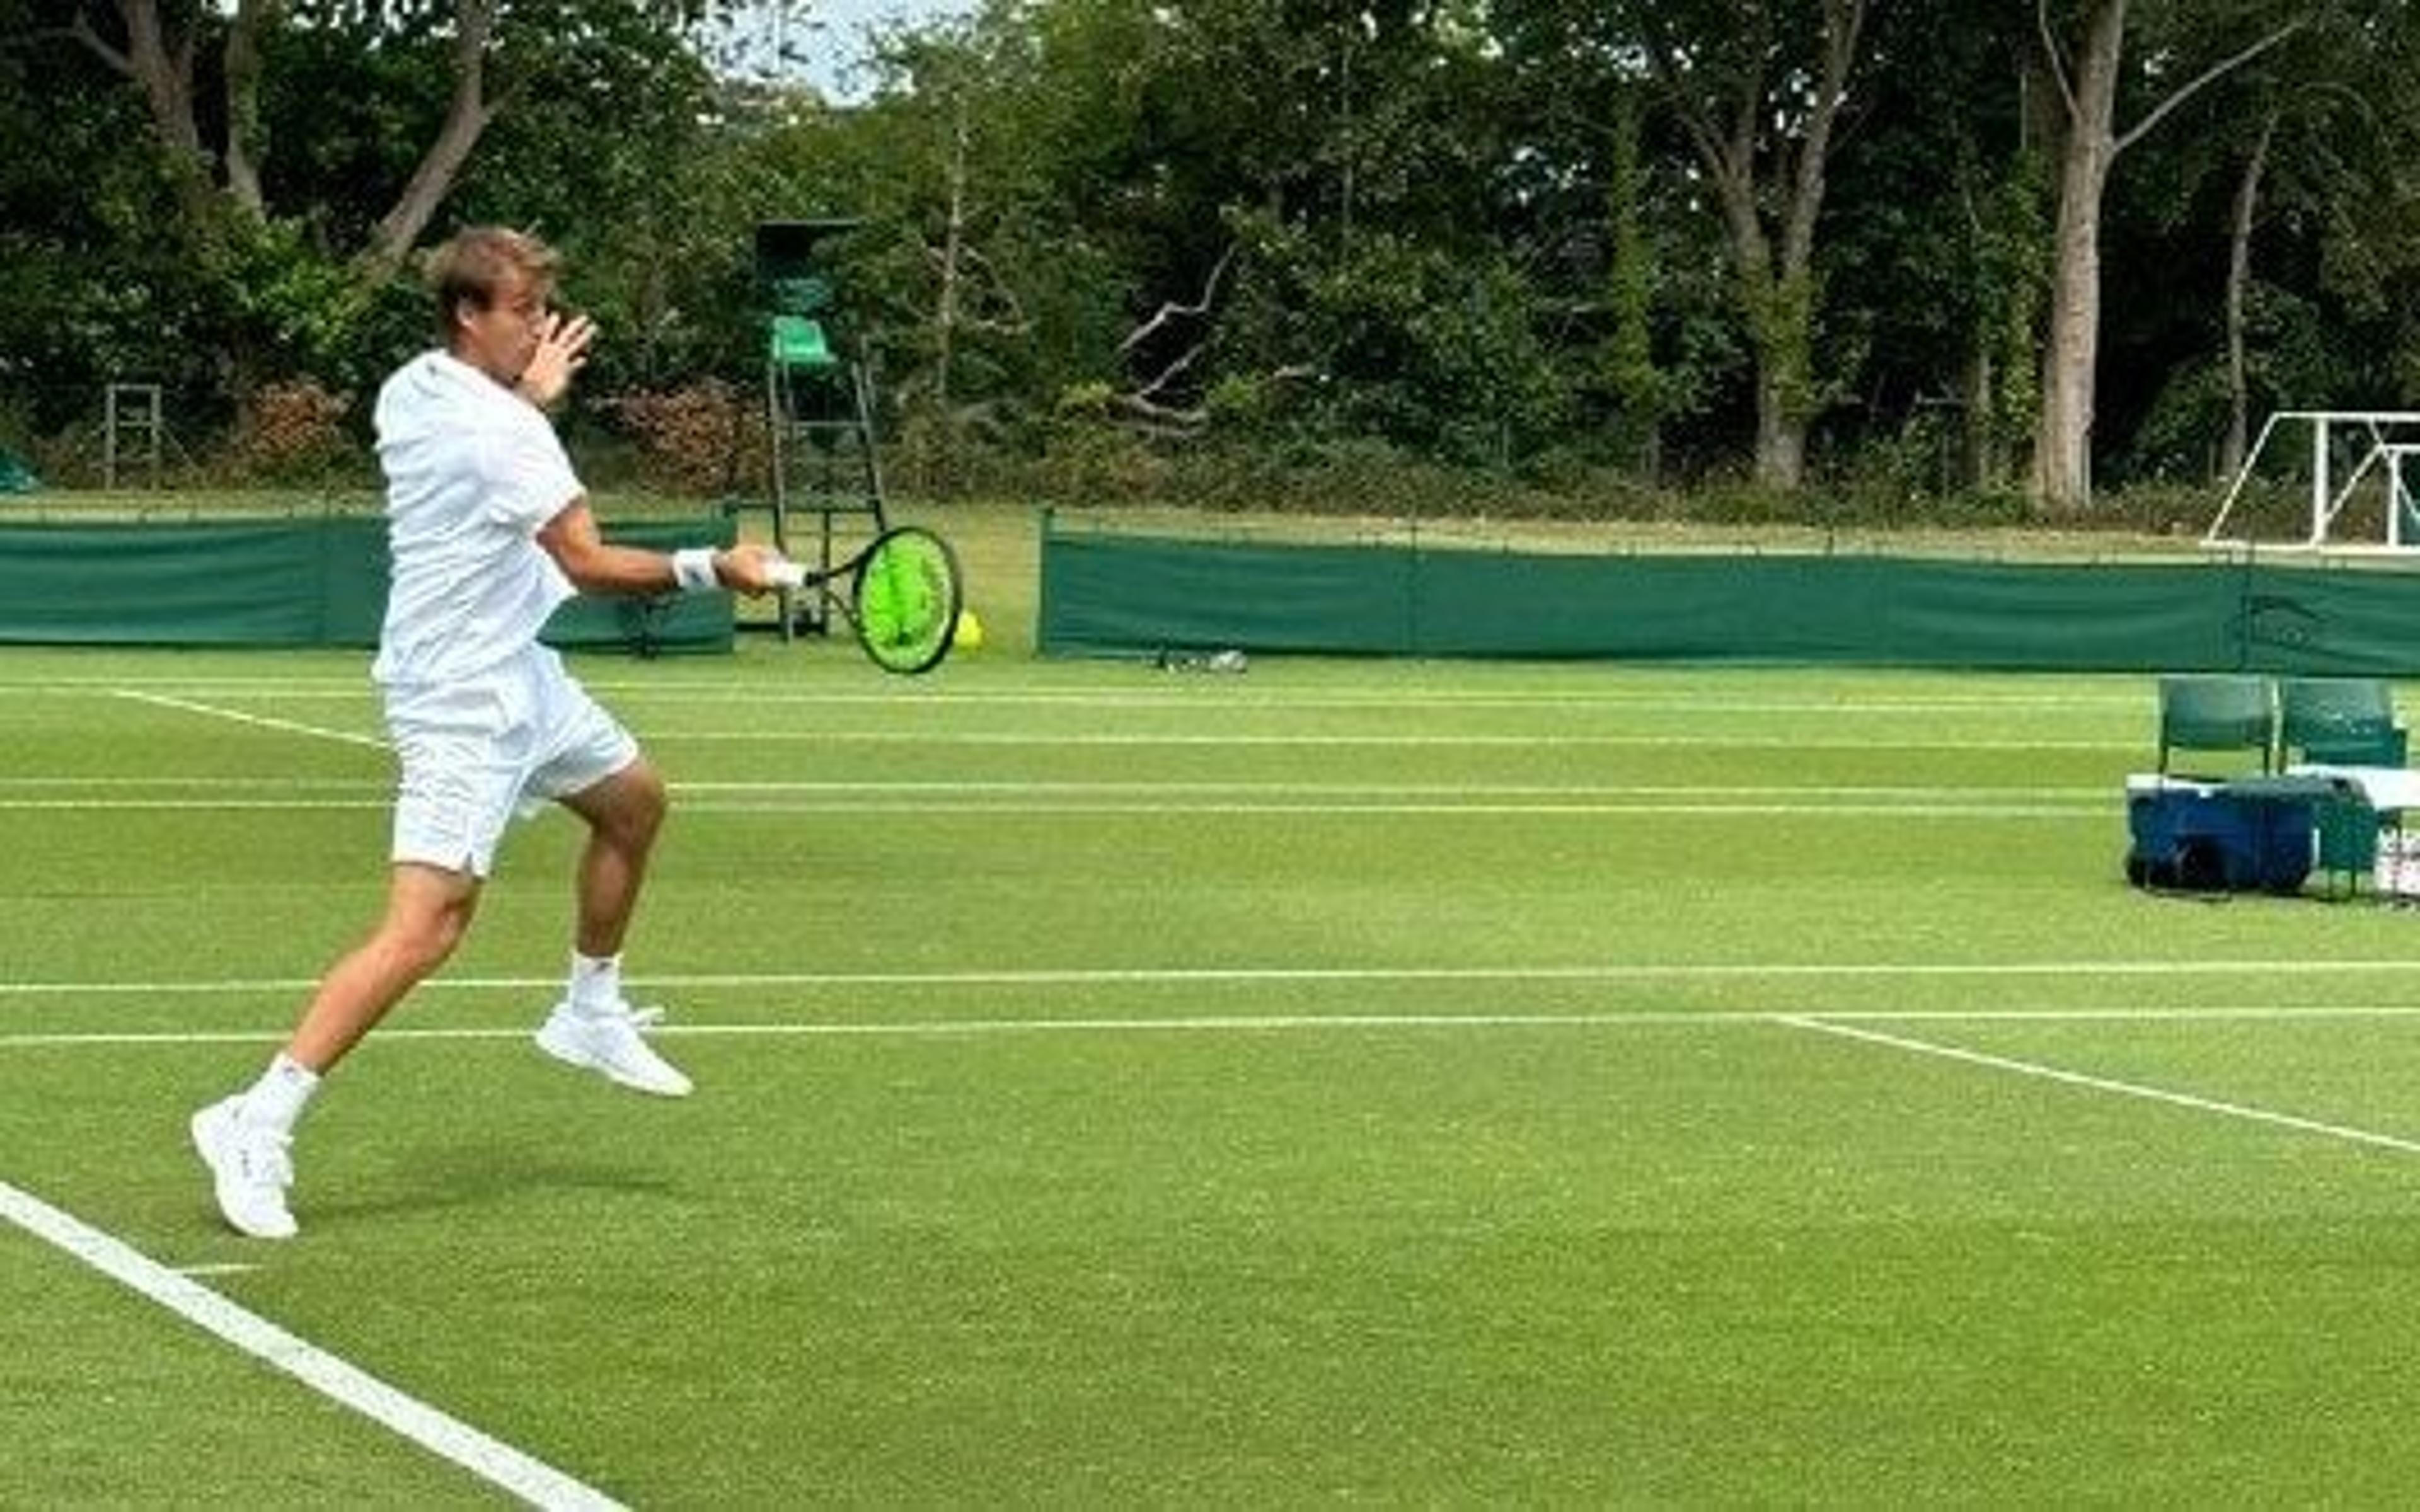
[0,515,737,653]
[1039,521,2420,673]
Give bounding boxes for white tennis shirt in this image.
[371,350,582,686]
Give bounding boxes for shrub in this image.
[602,382,764,496]
[231,380,357,483]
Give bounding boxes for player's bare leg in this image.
[534,757,691,1096]
[290,863,484,1070]
[562,757,667,958]
[195,863,481,1238]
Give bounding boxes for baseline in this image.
[13,1002,2420,1051]
[13,958,2420,1002]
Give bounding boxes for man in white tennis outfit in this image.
[191,226,785,1239]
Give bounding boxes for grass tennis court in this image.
[10,641,2420,1503]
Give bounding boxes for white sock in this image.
[568,952,623,1016]
[239,1053,320,1135]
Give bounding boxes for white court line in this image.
[10,957,2420,1001]
[597,687,2155,713]
[0,776,2098,799]
[14,1002,2420,1051]
[6,677,2155,713]
[0,777,2107,817]
[640,731,2126,751]
[0,777,378,789]
[679,799,2099,817]
[0,1181,623,1509]
[0,800,387,811]
[1779,1016,2420,1159]
[0,1014,1735,1048]
[109,690,386,752]
[95,687,2124,752]
[0,796,2099,818]
[666,780,2101,799]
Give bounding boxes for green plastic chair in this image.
[768,314,836,372]
[766,272,841,373]
[2279,677,2406,896]
[2279,677,2406,767]
[2157,674,2276,776]
[766,273,834,318]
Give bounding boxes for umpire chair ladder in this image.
[758,219,887,639]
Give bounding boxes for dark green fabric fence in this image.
[1039,524,2420,673]
[0,515,737,653]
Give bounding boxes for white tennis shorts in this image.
[381,645,639,877]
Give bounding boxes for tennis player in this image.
[192,226,785,1239]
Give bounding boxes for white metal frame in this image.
[2204,410,2420,554]
[103,382,163,490]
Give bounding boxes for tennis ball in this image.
[956,608,984,650]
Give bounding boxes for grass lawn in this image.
[4,503,2419,1501]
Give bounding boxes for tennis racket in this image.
[766,525,964,675]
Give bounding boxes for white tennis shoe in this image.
[535,1002,694,1097]
[190,1096,298,1240]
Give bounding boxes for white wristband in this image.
[671,547,720,592]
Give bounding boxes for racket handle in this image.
[764,559,806,588]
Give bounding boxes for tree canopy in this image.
[4,0,2417,509]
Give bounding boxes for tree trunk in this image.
[1654,0,1862,493]
[2032,4,2303,510]
[1756,369,1807,490]
[78,0,214,224]
[935,92,970,422]
[2222,111,2276,483]
[360,0,497,277]
[1741,263,1816,491]
[2031,0,2124,512]
[1708,171,1796,488]
[1601,89,1664,479]
[108,0,201,161]
[1962,345,2000,490]
[83,0,504,277]
[221,0,280,215]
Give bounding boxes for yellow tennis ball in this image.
[955,608,984,650]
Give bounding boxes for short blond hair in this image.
[425,226,558,338]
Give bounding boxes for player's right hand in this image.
[717,543,794,595]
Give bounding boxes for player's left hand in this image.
[519,311,596,410]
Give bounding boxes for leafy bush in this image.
[600,382,764,496]
[229,380,357,483]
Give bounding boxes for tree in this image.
[0,0,204,434]
[1622,0,1869,491]
[59,0,733,278]
[2208,10,2419,479]
[2029,0,2300,508]
[0,0,732,444]
[1594,88,1684,477]
[1812,0,2046,494]
[1485,0,1722,481]
[843,1,1127,456]
[68,0,448,271]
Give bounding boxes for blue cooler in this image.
[2124,775,2313,893]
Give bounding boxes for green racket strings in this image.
[859,534,949,655]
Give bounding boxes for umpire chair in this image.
[757,218,888,638]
